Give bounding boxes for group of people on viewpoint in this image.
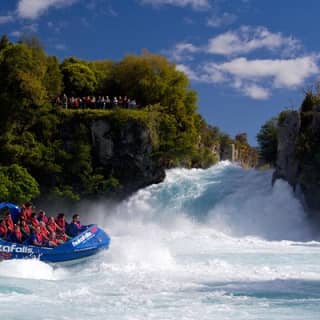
[0,202,85,248]
[56,94,137,110]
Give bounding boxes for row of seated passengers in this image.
[0,209,84,248]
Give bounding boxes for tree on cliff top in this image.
[257,117,278,166]
[0,35,10,51]
[61,58,97,96]
[0,40,52,136]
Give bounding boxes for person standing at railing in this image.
[62,93,68,109]
[106,96,111,109]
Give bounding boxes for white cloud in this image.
[17,0,77,19]
[240,83,270,100]
[215,56,319,87]
[166,25,318,99]
[55,43,67,51]
[207,12,237,28]
[10,31,22,38]
[169,42,200,61]
[177,55,319,99]
[141,0,210,10]
[167,26,301,64]
[0,15,14,24]
[207,26,300,56]
[176,64,200,81]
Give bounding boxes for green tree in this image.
[61,58,97,96]
[44,56,63,98]
[89,60,114,95]
[0,164,40,203]
[0,43,48,112]
[0,34,10,51]
[257,117,278,165]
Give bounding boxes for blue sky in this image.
[0,0,319,144]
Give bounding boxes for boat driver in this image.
[67,214,83,237]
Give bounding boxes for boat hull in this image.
[0,225,110,263]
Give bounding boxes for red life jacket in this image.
[35,232,43,245]
[56,218,66,230]
[57,233,68,242]
[0,225,7,238]
[5,217,14,232]
[41,226,49,238]
[19,211,27,221]
[47,222,57,233]
[21,223,30,234]
[75,222,82,229]
[15,230,23,242]
[25,207,32,219]
[31,218,40,228]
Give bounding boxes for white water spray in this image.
[1,162,320,320]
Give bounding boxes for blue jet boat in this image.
[0,202,111,263]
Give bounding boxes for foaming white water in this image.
[105,161,312,242]
[1,162,320,320]
[0,259,66,280]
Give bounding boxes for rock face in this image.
[59,115,165,199]
[90,118,165,196]
[272,111,300,188]
[273,108,320,213]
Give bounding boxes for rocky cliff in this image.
[272,111,300,188]
[273,100,320,213]
[59,112,165,199]
[90,118,165,195]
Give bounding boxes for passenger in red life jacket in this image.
[30,226,43,246]
[47,217,62,234]
[0,220,8,239]
[55,213,70,244]
[19,207,27,221]
[23,202,33,221]
[39,221,49,243]
[37,210,48,224]
[4,211,14,234]
[67,214,84,237]
[10,224,23,243]
[57,232,69,244]
[19,219,31,240]
[55,213,67,232]
[29,212,40,230]
[48,232,58,247]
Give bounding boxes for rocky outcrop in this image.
[273,107,320,213]
[59,114,165,199]
[91,119,165,196]
[272,111,300,188]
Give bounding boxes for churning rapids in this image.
[1,162,320,320]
